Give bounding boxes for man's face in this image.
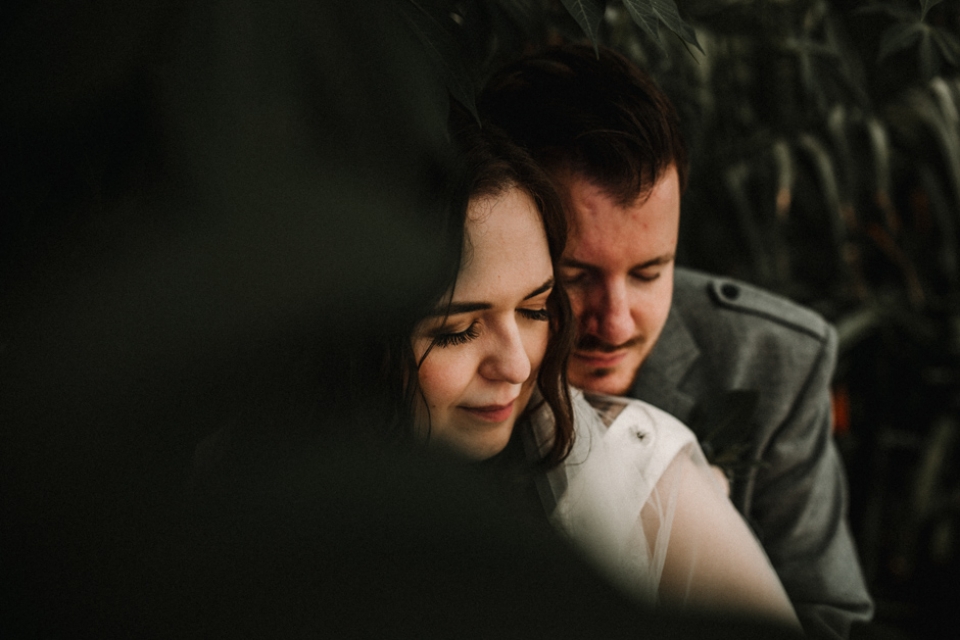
[558,166,680,395]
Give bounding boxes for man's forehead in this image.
[561,169,678,218]
[553,165,663,206]
[554,168,680,265]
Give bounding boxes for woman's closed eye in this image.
[432,322,481,348]
[518,307,550,322]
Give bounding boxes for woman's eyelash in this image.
[431,307,548,348]
[519,308,550,321]
[433,322,481,348]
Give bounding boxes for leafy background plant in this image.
[405,1,960,637]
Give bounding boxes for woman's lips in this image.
[573,350,627,368]
[460,400,516,422]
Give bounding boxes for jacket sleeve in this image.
[750,325,873,639]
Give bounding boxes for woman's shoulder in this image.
[527,388,700,473]
[547,391,706,601]
[577,390,697,449]
[556,390,699,485]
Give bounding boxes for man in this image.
[481,44,873,639]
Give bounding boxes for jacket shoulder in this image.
[673,267,832,343]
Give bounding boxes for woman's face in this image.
[413,186,554,460]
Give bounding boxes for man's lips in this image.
[459,400,516,422]
[573,350,628,368]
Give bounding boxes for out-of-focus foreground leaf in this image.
[402,0,479,119]
[622,0,702,53]
[560,0,606,50]
[932,27,960,65]
[921,0,944,21]
[878,21,925,62]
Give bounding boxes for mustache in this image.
[576,334,644,353]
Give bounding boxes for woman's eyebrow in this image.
[524,278,554,300]
[425,279,553,317]
[426,301,491,317]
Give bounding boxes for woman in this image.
[406,118,575,468]
[404,118,800,626]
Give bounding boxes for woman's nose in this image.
[479,324,532,384]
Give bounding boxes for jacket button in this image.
[721,283,740,300]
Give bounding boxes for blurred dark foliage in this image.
[0,0,453,633]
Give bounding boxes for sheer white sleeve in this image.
[527,390,799,627]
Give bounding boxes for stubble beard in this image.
[570,334,648,396]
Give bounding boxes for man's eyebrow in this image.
[560,254,675,270]
[630,254,675,270]
[524,278,554,300]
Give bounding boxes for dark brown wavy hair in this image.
[380,112,576,469]
[480,43,688,207]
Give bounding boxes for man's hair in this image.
[479,43,688,207]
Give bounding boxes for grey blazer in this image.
[631,267,873,640]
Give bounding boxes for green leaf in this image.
[689,390,760,457]
[560,0,606,51]
[877,21,924,62]
[493,0,541,32]
[622,0,662,48]
[853,4,918,21]
[921,0,944,21]
[623,0,703,53]
[918,28,938,79]
[931,28,960,66]
[401,1,479,120]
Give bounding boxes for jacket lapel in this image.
[630,305,700,428]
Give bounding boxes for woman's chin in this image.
[435,428,514,462]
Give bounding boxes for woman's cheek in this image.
[527,323,551,376]
[418,350,467,408]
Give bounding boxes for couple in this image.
[410,117,796,624]
[194,43,870,638]
[405,44,871,637]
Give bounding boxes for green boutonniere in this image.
[690,390,768,481]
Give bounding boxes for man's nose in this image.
[584,281,636,346]
[479,324,532,384]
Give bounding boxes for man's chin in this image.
[568,364,635,396]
